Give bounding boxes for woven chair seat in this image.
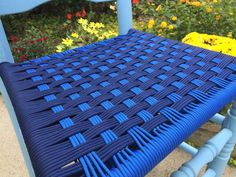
[1,29,236,177]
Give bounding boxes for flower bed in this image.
[135,0,235,41]
[56,18,117,52]
[4,0,235,60]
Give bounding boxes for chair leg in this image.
[207,100,236,177]
[171,128,232,177]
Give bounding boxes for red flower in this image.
[19,55,27,61]
[14,47,24,53]
[76,11,81,18]
[18,47,24,51]
[132,0,140,4]
[30,40,35,44]
[66,13,72,20]
[10,35,18,43]
[81,7,86,17]
[37,38,44,42]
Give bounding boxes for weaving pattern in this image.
[1,29,236,177]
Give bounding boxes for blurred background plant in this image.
[9,26,49,62]
[56,18,117,52]
[2,0,116,60]
[2,0,236,59]
[135,0,236,40]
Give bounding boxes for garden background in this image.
[2,0,236,166]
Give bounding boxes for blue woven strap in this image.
[0,29,236,177]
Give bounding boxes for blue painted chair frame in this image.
[1,1,236,177]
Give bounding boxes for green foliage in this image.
[229,158,236,167]
[3,14,65,61]
[2,0,115,60]
[2,0,236,61]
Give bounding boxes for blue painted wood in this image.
[117,0,132,35]
[0,78,35,177]
[0,19,14,63]
[0,0,49,16]
[0,0,116,16]
[202,169,216,177]
[171,128,232,177]
[179,142,198,156]
[210,113,225,125]
[208,100,236,177]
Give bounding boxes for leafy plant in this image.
[133,0,236,40]
[3,0,236,61]
[56,18,118,52]
[229,158,236,167]
[9,26,50,61]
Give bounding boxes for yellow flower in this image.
[95,22,105,28]
[191,1,202,7]
[148,19,155,29]
[71,33,79,38]
[215,15,221,21]
[168,25,174,30]
[156,5,162,12]
[78,18,88,25]
[171,16,177,21]
[213,0,218,3]
[62,38,73,47]
[206,7,213,13]
[182,32,236,57]
[56,46,63,53]
[160,21,168,29]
